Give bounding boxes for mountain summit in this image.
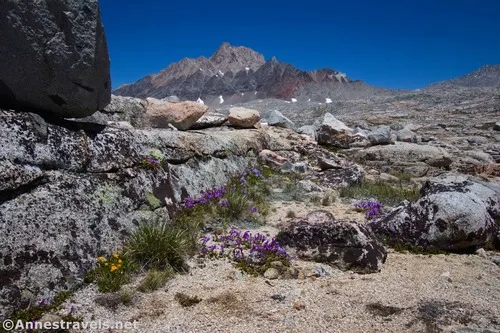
[113,43,383,105]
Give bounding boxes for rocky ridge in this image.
[113,43,391,105]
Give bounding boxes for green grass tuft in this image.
[124,221,192,271]
[137,269,173,293]
[340,180,419,206]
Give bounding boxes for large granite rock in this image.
[0,0,111,118]
[349,142,453,176]
[367,125,394,145]
[190,112,227,130]
[227,107,261,128]
[316,113,360,148]
[277,211,387,273]
[0,109,267,317]
[144,98,208,130]
[371,173,499,251]
[75,94,147,127]
[266,110,295,129]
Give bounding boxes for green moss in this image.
[91,184,122,209]
[145,192,162,210]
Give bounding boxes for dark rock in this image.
[372,173,499,251]
[0,0,111,117]
[276,211,387,273]
[317,156,342,171]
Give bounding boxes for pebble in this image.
[270,294,286,302]
[264,268,280,280]
[293,302,306,310]
[475,248,488,259]
[491,257,500,266]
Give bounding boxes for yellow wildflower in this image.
[97,256,106,263]
[118,259,123,264]
[110,265,118,272]
[113,253,120,259]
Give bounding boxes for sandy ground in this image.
[65,201,500,333]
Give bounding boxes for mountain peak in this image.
[209,42,265,73]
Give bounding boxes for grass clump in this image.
[120,290,134,306]
[124,221,191,271]
[286,210,297,218]
[340,179,419,206]
[137,269,173,293]
[174,292,202,307]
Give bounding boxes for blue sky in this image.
[99,0,500,90]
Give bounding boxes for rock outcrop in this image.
[348,142,453,176]
[277,211,387,273]
[0,0,111,117]
[0,109,267,317]
[371,173,499,251]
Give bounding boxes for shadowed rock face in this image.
[0,0,111,118]
[276,211,387,273]
[371,173,499,251]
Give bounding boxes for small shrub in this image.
[286,210,297,218]
[175,292,202,307]
[340,180,419,206]
[137,269,173,293]
[94,253,133,292]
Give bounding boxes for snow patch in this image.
[199,68,203,71]
[254,91,258,95]
[197,98,204,104]
[307,98,311,102]
[291,98,297,103]
[241,93,244,96]
[218,70,224,77]
[325,98,332,104]
[245,67,250,72]
[219,95,224,104]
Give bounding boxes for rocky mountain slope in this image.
[428,64,500,88]
[113,43,393,106]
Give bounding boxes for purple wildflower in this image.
[354,200,383,222]
[252,168,263,178]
